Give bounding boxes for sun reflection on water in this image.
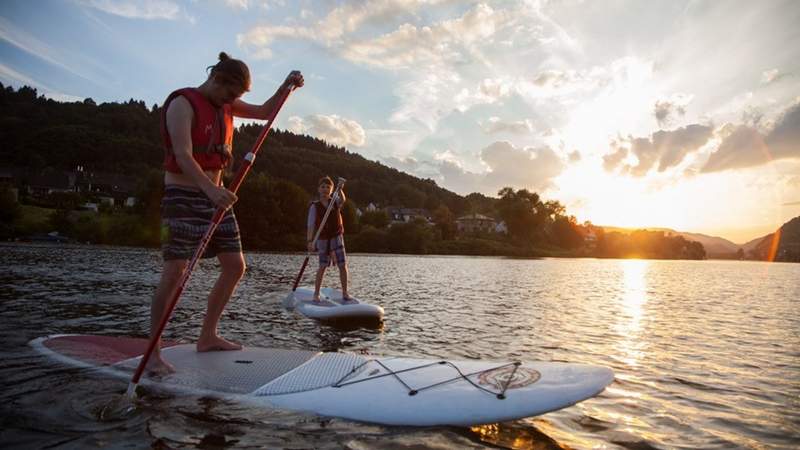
[615,259,649,368]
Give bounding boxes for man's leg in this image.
[197,251,245,352]
[147,259,186,375]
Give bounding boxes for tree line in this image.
[1,83,706,260]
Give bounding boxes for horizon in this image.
[1,0,799,243]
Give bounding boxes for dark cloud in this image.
[653,95,692,128]
[765,102,800,159]
[702,102,800,173]
[605,124,713,175]
[654,100,686,127]
[702,125,767,172]
[654,124,714,171]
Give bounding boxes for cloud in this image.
[0,63,83,102]
[225,0,249,10]
[764,102,800,159]
[654,94,693,127]
[238,0,457,60]
[702,102,800,173]
[480,116,535,135]
[513,64,619,103]
[436,141,565,195]
[761,68,788,85]
[454,78,514,112]
[701,125,767,173]
[337,3,514,70]
[602,145,629,172]
[79,0,182,20]
[288,114,366,148]
[0,16,109,85]
[238,2,536,130]
[605,124,713,175]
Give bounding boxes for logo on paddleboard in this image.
[478,365,540,390]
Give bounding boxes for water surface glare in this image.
[1,243,798,449]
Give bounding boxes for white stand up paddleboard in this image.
[30,334,613,426]
[284,287,384,322]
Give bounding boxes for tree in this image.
[552,215,584,249]
[496,187,544,243]
[360,209,389,229]
[432,204,456,240]
[0,185,19,222]
[341,199,359,234]
[390,184,426,208]
[387,218,434,253]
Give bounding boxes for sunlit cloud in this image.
[288,114,366,147]
[480,116,535,135]
[433,141,565,195]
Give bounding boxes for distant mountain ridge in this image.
[601,219,799,260]
[748,216,800,262]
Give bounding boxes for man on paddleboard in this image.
[149,52,303,375]
[307,176,355,303]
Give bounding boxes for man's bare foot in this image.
[196,335,242,352]
[145,354,176,377]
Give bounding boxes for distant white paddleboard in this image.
[31,334,613,426]
[284,287,384,322]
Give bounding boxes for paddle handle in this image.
[128,85,296,395]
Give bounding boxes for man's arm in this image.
[232,71,304,120]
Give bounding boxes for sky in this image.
[1,0,799,243]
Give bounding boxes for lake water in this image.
[0,243,798,449]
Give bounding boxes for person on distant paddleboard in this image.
[306,176,355,304]
[150,52,303,375]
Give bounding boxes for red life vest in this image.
[161,87,234,173]
[313,200,344,239]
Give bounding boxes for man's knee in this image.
[221,256,246,278]
[163,260,187,280]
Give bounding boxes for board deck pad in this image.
[31,334,614,426]
[118,346,321,394]
[286,287,384,322]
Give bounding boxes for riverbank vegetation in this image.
[1,84,709,260]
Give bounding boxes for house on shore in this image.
[455,213,501,234]
[385,206,433,225]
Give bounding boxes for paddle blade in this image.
[283,291,298,310]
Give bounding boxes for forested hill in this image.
[0,83,467,214]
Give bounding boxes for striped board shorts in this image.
[316,234,346,267]
[160,185,242,261]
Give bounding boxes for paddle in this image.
[125,83,297,400]
[290,177,346,293]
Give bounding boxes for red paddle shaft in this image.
[127,86,295,397]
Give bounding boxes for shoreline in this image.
[3,240,786,263]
